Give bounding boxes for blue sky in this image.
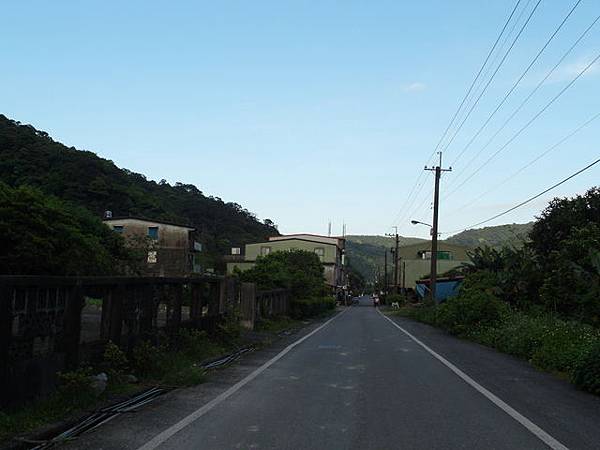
[2,1,599,239]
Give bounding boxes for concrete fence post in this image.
[240,283,256,330]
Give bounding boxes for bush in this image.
[290,297,335,319]
[572,343,600,395]
[385,294,405,307]
[102,341,129,382]
[433,290,509,337]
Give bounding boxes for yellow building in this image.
[396,242,470,289]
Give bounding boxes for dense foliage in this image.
[240,249,326,299]
[405,187,600,395]
[0,115,278,267]
[239,250,334,318]
[0,182,134,275]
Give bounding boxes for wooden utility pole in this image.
[394,231,399,293]
[386,227,400,294]
[384,249,388,295]
[425,152,451,302]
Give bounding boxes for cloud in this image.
[402,82,427,92]
[546,55,600,84]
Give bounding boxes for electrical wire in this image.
[439,0,543,155]
[443,156,600,235]
[389,0,524,228]
[449,0,583,168]
[445,50,600,199]
[449,110,600,214]
[444,13,600,195]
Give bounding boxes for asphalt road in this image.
[67,298,600,450]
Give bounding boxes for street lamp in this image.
[411,219,432,228]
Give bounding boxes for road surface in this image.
[67,297,600,450]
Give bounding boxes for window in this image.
[231,247,241,255]
[314,247,325,260]
[147,226,159,240]
[261,246,271,256]
[112,225,124,233]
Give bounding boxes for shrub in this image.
[290,297,335,319]
[132,340,166,376]
[102,341,129,382]
[57,367,94,397]
[433,290,509,337]
[385,294,405,307]
[572,343,600,395]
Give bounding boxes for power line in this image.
[389,0,524,228]
[438,0,543,155]
[449,110,600,214]
[444,13,600,194]
[445,50,600,199]
[449,0,583,169]
[443,157,600,234]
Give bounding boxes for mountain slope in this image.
[445,223,533,249]
[0,115,278,261]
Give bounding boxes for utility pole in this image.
[384,249,388,295]
[386,227,400,294]
[425,152,451,302]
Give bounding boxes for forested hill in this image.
[0,115,279,258]
[445,223,533,249]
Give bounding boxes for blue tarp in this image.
[416,279,462,303]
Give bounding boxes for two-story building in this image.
[397,242,470,289]
[103,216,202,277]
[226,234,347,293]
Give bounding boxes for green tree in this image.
[240,250,325,299]
[0,182,133,275]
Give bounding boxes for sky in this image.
[1,0,599,239]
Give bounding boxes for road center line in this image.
[136,308,348,450]
[378,310,569,450]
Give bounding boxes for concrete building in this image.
[397,242,470,290]
[103,216,201,277]
[226,234,347,292]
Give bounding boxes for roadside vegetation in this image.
[239,249,336,319]
[396,187,600,396]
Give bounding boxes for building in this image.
[103,216,201,277]
[226,234,347,292]
[396,242,470,290]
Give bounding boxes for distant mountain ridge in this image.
[346,223,533,281]
[445,223,533,249]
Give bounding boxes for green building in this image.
[396,242,471,289]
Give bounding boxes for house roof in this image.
[103,216,196,231]
[252,237,339,248]
[269,233,345,248]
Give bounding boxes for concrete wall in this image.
[103,218,194,277]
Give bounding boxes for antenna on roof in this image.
[328,221,332,237]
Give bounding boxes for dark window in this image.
[148,226,159,240]
[113,225,124,233]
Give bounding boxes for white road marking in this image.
[378,310,569,450]
[136,308,348,450]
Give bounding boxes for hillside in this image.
[346,225,533,281]
[345,235,427,282]
[0,115,279,264]
[445,223,533,249]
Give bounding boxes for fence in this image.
[239,283,291,330]
[0,276,292,406]
[0,275,235,407]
